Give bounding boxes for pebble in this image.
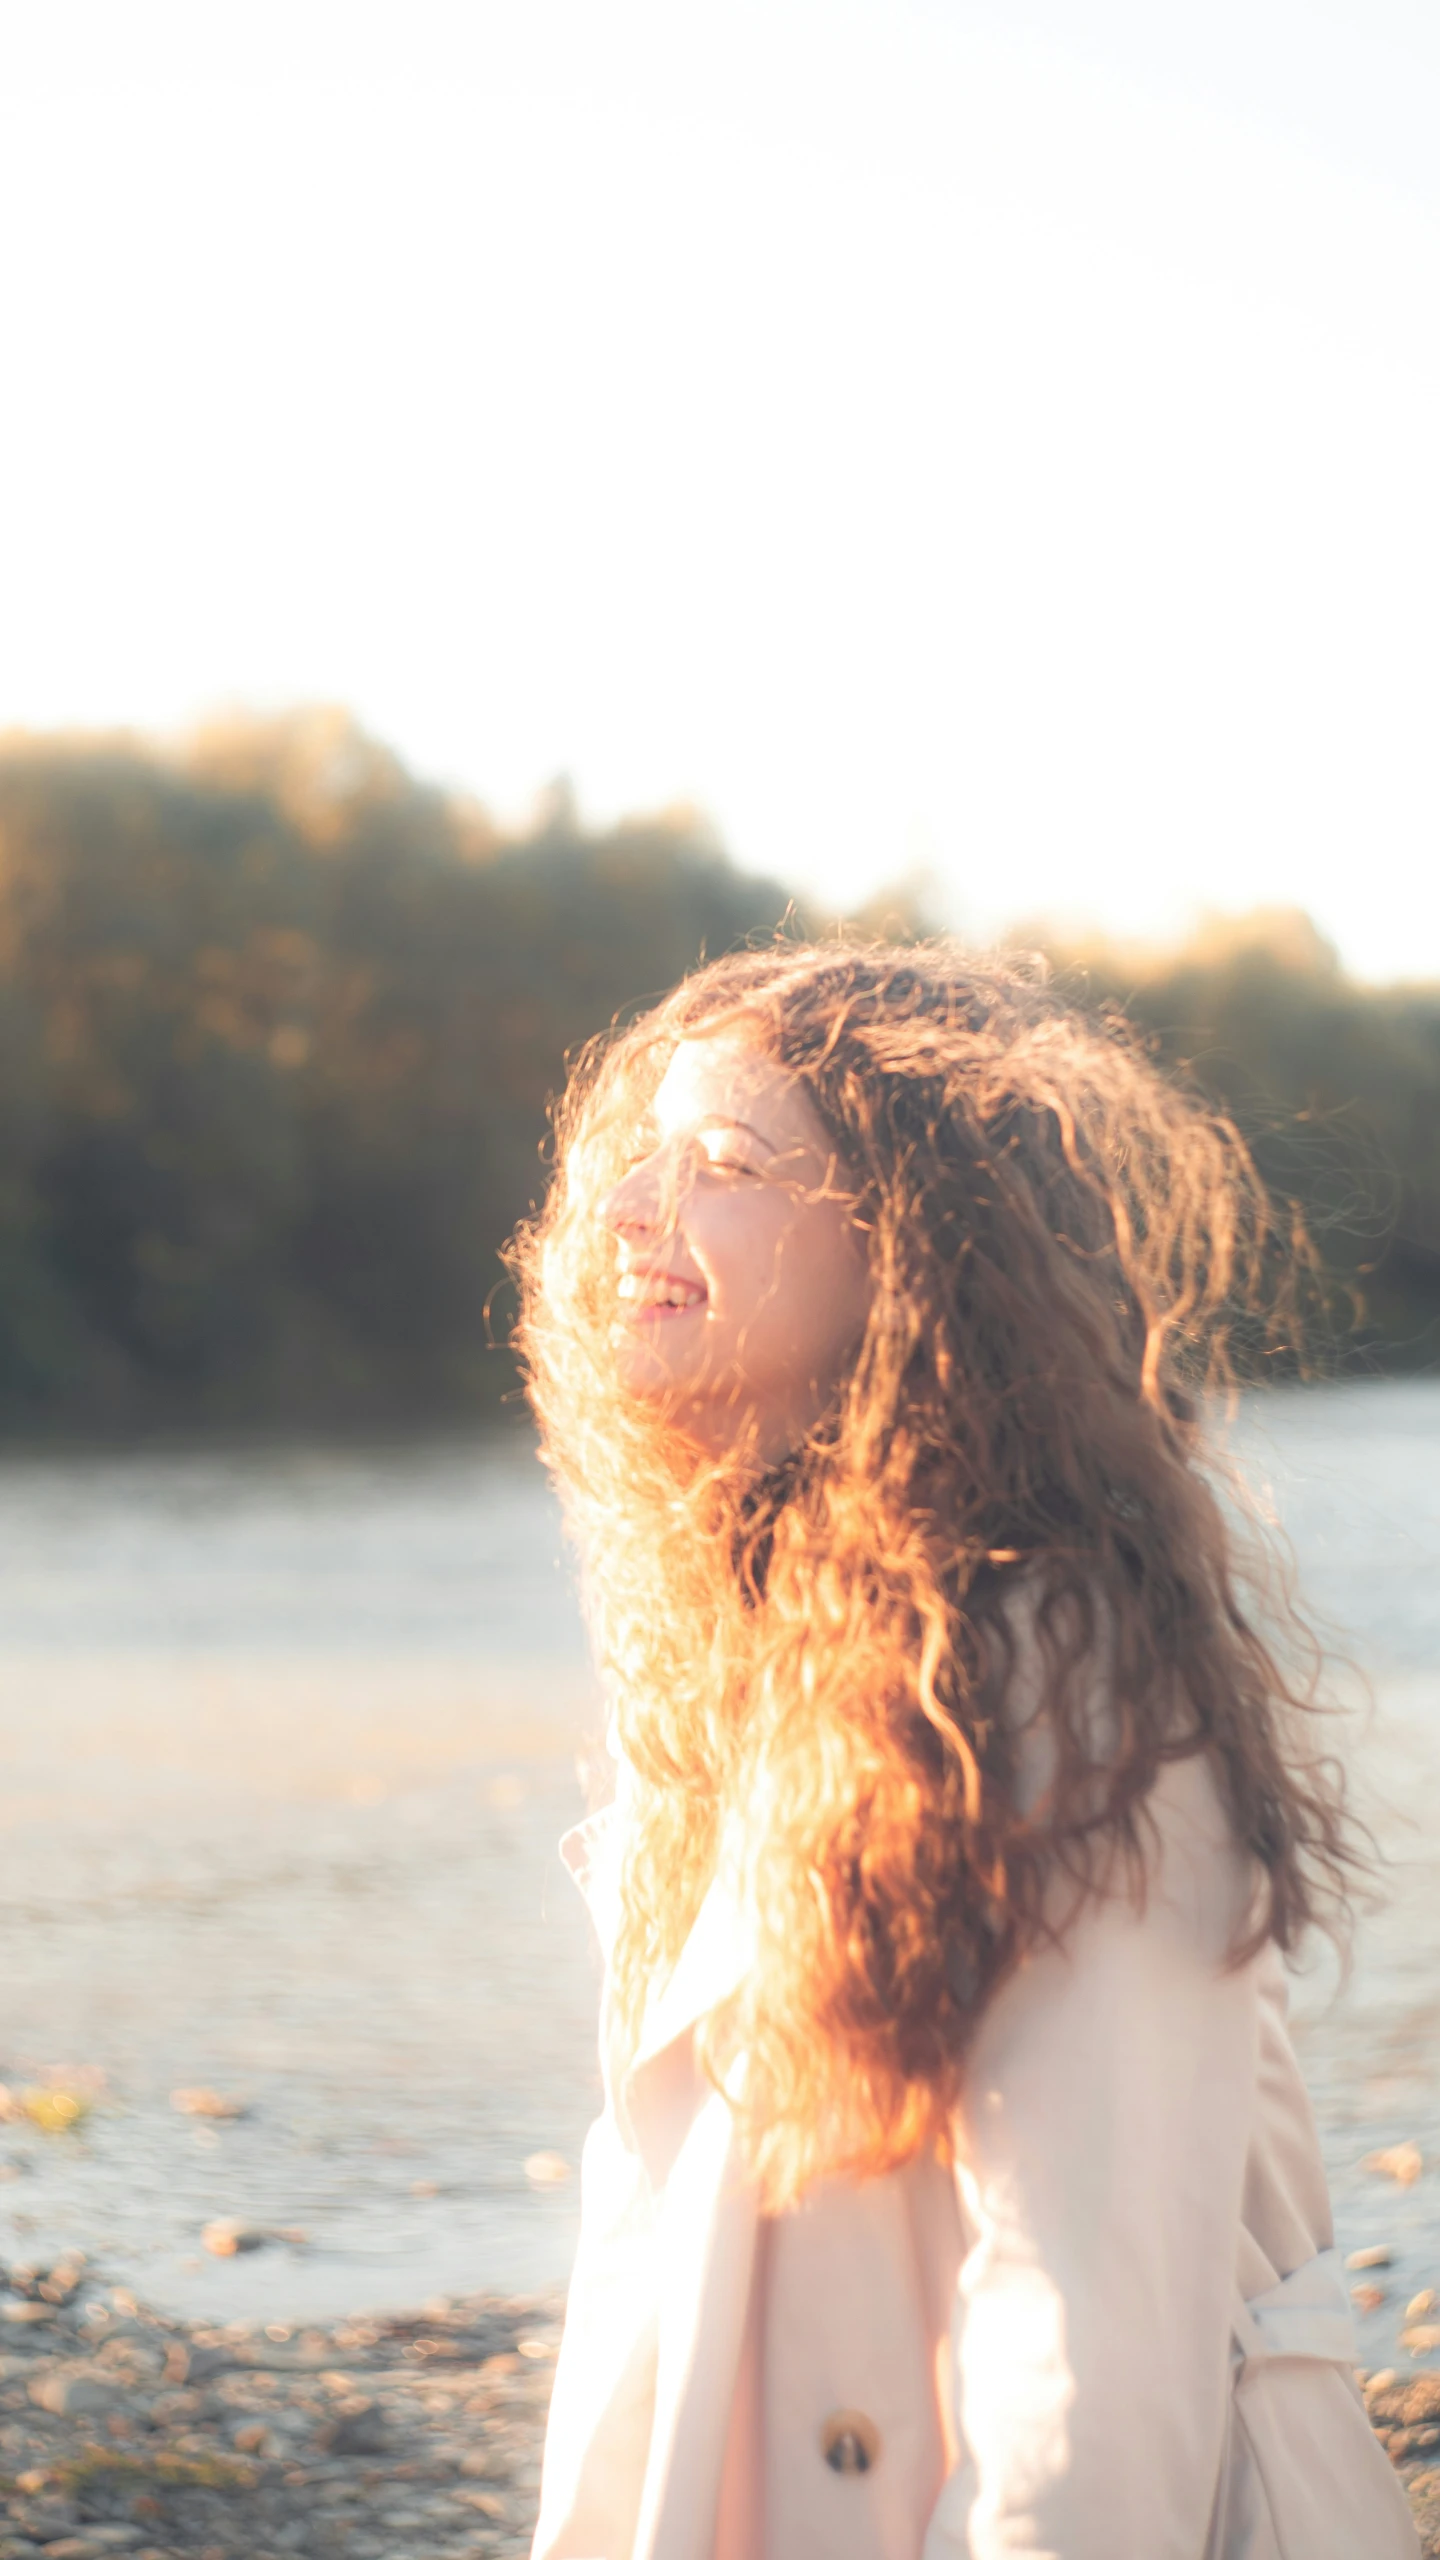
[1411,2294,1440,2321]
[1347,2245,1395,2271]
[1365,2142,1425,2186]
[200,2221,266,2258]
[28,2366,129,2417]
[320,2406,390,2456]
[171,2090,248,2121]
[36,2092,91,2135]
[44,2537,145,2557]
[523,2151,571,2186]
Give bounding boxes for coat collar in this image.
[632,1858,755,2072]
[560,1807,622,1948]
[561,1804,754,2074]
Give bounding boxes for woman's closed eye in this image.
[676,1122,778,1180]
[693,1142,765,1179]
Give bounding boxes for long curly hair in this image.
[512,940,1357,2210]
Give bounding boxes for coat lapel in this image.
[559,1806,762,2560]
[634,2067,759,2560]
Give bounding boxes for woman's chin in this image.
[610,1347,745,1456]
[611,1327,705,1405]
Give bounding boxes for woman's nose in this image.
[601,1156,670,1237]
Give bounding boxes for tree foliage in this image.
[1040,911,1440,1370]
[0,713,1434,1431]
[0,713,797,1428]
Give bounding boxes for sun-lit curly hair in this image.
[511,939,1358,2211]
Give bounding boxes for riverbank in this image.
[0,2257,1437,2560]
[3,1412,1439,2357]
[0,2259,557,2559]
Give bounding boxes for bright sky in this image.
[3,0,1438,979]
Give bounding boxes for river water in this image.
[0,1387,1436,2365]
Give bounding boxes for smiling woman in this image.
[511,940,1418,2560]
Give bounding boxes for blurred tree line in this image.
[0,709,1434,1434]
[1046,909,1440,1370]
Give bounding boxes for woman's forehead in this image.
[652,1029,811,1142]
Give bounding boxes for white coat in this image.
[532,1741,1419,2560]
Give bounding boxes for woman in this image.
[514,942,1418,2560]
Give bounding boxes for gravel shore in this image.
[2,2253,1438,2558]
[0,2257,556,2560]
[1364,2370,1440,2557]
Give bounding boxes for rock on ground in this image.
[1364,2370,1440,2559]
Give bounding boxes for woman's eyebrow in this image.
[693,1114,780,1155]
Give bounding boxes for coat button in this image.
[820,2410,881,2475]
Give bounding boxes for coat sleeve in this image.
[924,1749,1261,2560]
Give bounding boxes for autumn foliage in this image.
[0,709,1434,1430]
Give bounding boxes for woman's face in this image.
[600,1029,871,1462]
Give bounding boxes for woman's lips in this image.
[616,1271,708,1319]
